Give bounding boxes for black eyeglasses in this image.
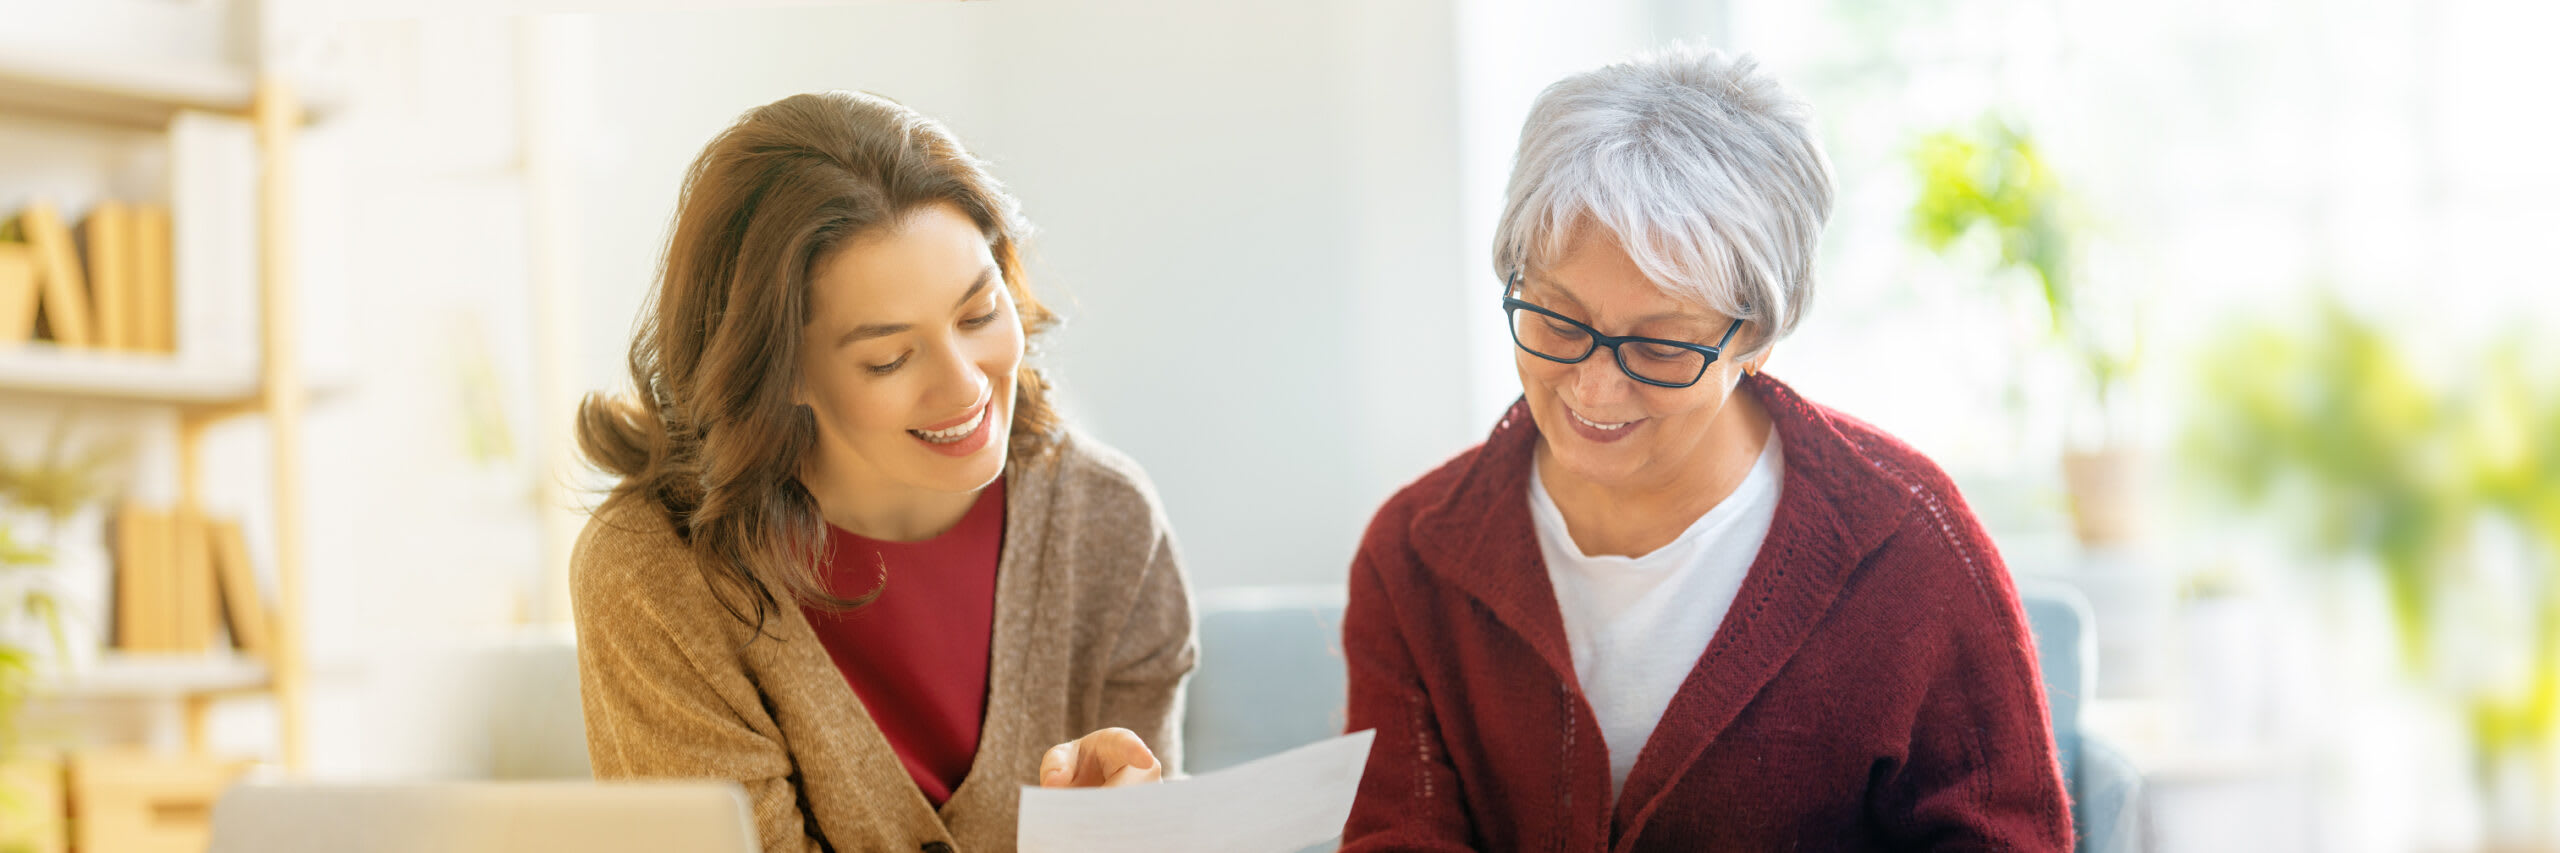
[1501,270,1743,389]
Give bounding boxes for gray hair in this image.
[1493,45,1834,360]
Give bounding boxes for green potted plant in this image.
[1908,116,2140,545]
[2185,302,2560,850]
[0,419,128,738]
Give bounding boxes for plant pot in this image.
[2062,447,2140,547]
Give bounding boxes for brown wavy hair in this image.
[577,90,1060,638]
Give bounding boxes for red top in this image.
[801,478,1005,808]
[1340,375,2072,852]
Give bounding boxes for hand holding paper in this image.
[1039,727,1163,788]
[1018,730,1376,853]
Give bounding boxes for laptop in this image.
[208,780,759,853]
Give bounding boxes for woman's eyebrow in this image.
[834,266,997,348]
[1528,275,1708,328]
[951,266,994,310]
[1522,276,1584,310]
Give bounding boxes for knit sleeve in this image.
[570,525,826,853]
[1338,509,1478,852]
[1094,520,1199,775]
[1865,487,2075,851]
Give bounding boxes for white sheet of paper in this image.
[1017,729,1377,853]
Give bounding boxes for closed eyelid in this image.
[1514,282,1733,353]
[1532,300,1721,344]
[1530,306,1711,346]
[834,267,999,349]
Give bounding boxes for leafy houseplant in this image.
[0,419,126,852]
[2185,303,2560,847]
[1908,117,2140,545]
[0,420,129,755]
[0,529,37,754]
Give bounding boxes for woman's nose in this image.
[1570,349,1634,404]
[925,340,990,411]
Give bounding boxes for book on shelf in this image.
[0,242,36,344]
[110,503,165,651]
[0,201,178,355]
[110,502,275,658]
[169,505,215,653]
[0,109,241,361]
[131,204,174,354]
[20,202,93,349]
[82,202,133,351]
[208,518,273,659]
[0,109,259,363]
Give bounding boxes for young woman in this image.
[571,91,1194,853]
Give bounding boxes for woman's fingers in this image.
[1038,727,1160,788]
[1103,759,1160,787]
[1079,728,1158,786]
[1039,741,1076,787]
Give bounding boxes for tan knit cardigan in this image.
[570,432,1197,853]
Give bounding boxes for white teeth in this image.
[911,410,982,443]
[1570,409,1632,431]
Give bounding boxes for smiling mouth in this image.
[910,404,985,444]
[1569,407,1636,432]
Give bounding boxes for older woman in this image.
[1340,48,2071,851]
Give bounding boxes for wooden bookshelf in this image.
[0,47,254,129]
[0,345,352,409]
[0,345,262,405]
[1,43,323,774]
[0,45,337,130]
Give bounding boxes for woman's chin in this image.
[857,437,1007,497]
[917,443,1008,493]
[1540,437,1646,489]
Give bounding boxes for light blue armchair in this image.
[2016,575,2146,853]
[1185,580,2144,851]
[1183,585,1351,774]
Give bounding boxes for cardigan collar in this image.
[751,444,1069,846]
[1404,373,1920,846]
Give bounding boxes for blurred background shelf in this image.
[35,653,271,700]
[0,46,253,128]
[2,33,322,776]
[0,345,260,405]
[0,344,353,410]
[0,45,337,128]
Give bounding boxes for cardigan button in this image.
[922,843,954,853]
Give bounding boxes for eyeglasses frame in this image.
[1500,269,1744,389]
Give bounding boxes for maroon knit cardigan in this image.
[1340,374,2072,852]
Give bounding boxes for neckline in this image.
[1529,425,1782,564]
[827,476,1007,549]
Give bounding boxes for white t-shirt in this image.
[1528,426,1784,801]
